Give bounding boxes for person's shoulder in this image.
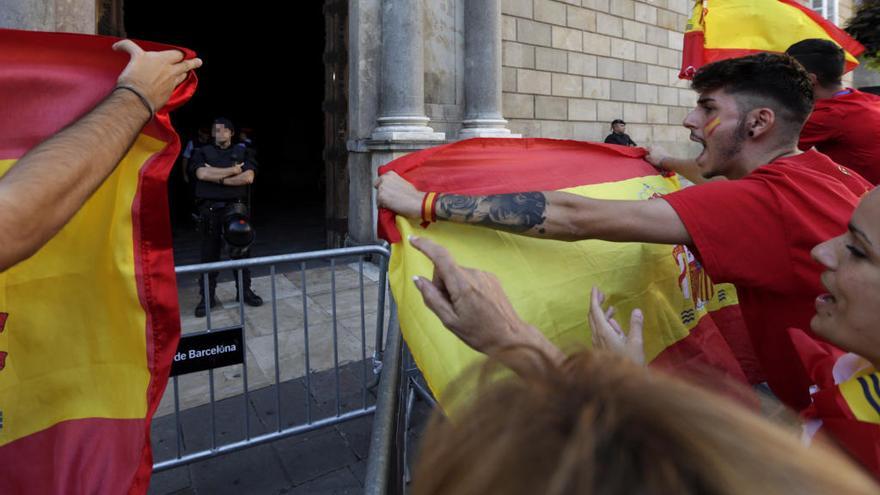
[763,150,870,192]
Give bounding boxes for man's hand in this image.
[410,236,564,364]
[374,172,424,219]
[589,286,645,365]
[644,144,671,170]
[112,39,202,111]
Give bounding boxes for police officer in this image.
[189,117,262,317]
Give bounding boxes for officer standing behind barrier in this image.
[189,117,263,317]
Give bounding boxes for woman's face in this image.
[811,188,880,365]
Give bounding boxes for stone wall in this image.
[0,0,95,34]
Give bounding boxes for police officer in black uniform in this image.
[189,117,263,317]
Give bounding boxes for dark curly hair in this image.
[691,53,814,139]
[786,39,845,89]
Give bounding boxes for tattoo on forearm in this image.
[436,192,547,233]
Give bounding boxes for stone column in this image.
[459,0,519,139]
[370,0,444,141]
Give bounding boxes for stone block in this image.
[503,92,535,118]
[658,46,679,68]
[658,86,678,105]
[624,102,648,123]
[597,57,623,79]
[535,95,568,119]
[646,25,667,46]
[667,0,689,14]
[509,119,541,137]
[535,0,567,25]
[610,0,635,18]
[635,3,658,23]
[558,0,580,5]
[597,100,623,121]
[668,29,684,50]
[569,98,598,121]
[552,25,583,51]
[569,52,597,76]
[656,8,679,30]
[582,76,611,99]
[567,5,597,31]
[503,41,536,68]
[518,68,552,94]
[623,60,648,82]
[646,0,669,9]
[622,19,647,43]
[539,120,574,138]
[573,122,606,141]
[647,64,668,85]
[610,39,636,60]
[552,73,583,97]
[678,87,696,107]
[502,15,517,40]
[610,80,636,101]
[653,124,686,142]
[536,46,568,72]
[646,104,668,123]
[503,0,534,18]
[635,83,659,103]
[635,42,658,64]
[595,13,622,37]
[582,32,611,56]
[627,123,651,143]
[667,105,689,125]
[503,66,518,92]
[582,0,610,13]
[517,18,552,45]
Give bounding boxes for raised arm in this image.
[0,40,201,271]
[375,172,691,245]
[644,145,722,185]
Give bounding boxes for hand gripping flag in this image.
[680,0,865,79]
[378,138,758,408]
[789,328,880,478]
[0,29,195,493]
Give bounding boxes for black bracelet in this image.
[219,176,225,185]
[114,85,155,120]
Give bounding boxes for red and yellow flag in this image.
[379,139,758,407]
[680,0,865,79]
[0,29,195,493]
[789,328,880,477]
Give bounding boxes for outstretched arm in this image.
[376,172,691,245]
[0,40,202,271]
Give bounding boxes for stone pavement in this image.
[147,258,434,494]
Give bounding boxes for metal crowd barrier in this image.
[364,328,437,494]
[152,244,392,472]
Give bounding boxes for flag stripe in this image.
[857,376,880,416]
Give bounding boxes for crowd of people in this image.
[4,33,880,492]
[376,39,880,490]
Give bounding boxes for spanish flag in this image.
[0,30,195,493]
[379,138,756,407]
[789,328,880,477]
[680,0,865,79]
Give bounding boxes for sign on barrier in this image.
[171,327,245,376]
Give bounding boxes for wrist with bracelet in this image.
[420,192,439,228]
[113,85,155,121]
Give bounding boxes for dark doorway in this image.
[124,1,330,264]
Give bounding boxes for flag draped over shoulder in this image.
[789,328,880,477]
[379,138,755,408]
[680,0,865,79]
[0,29,195,493]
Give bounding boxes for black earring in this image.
[748,131,754,137]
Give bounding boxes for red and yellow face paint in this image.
[704,117,721,137]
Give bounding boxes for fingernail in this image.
[412,276,420,284]
[408,235,419,242]
[633,309,643,318]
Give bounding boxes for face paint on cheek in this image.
[703,117,721,137]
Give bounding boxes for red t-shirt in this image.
[798,88,880,184]
[663,150,872,410]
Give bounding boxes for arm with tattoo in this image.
[375,171,692,244]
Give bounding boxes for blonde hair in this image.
[413,348,878,495]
